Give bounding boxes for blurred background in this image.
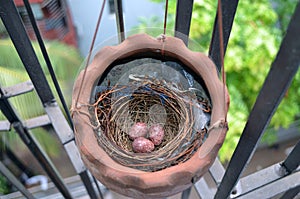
[0,0,299,197]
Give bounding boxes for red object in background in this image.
[14,0,77,47]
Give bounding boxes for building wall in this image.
[14,0,78,47]
[66,0,164,57]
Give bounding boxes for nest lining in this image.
[93,78,211,172]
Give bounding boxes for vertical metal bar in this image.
[181,187,192,199]
[0,0,55,105]
[214,2,300,198]
[114,0,125,42]
[280,185,300,199]
[208,0,239,72]
[79,171,100,199]
[1,1,100,197]
[92,175,104,199]
[281,140,300,174]
[0,89,73,199]
[174,0,194,46]
[0,161,35,199]
[23,0,74,130]
[12,122,73,199]
[4,143,35,178]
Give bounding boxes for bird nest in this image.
[92,76,211,172]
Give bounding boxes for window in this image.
[18,4,44,21]
[108,0,115,14]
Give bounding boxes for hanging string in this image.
[75,0,107,107]
[163,0,169,35]
[160,0,169,56]
[217,0,227,122]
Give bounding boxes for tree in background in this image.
[138,0,300,161]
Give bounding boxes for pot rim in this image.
[71,33,229,198]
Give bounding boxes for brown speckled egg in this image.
[132,137,154,153]
[128,122,148,140]
[149,124,165,146]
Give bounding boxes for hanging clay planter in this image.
[71,34,229,198]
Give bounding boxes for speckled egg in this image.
[132,137,155,153]
[149,124,165,146]
[128,122,148,140]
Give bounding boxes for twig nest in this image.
[149,124,165,146]
[132,137,155,153]
[128,122,148,140]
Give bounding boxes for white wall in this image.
[66,0,164,57]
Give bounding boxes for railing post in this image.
[214,2,300,198]
[174,0,194,45]
[209,0,239,72]
[114,0,125,42]
[0,162,35,199]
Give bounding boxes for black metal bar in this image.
[92,175,104,199]
[0,0,55,105]
[281,140,300,174]
[0,89,73,199]
[79,171,100,199]
[280,185,300,199]
[4,143,35,178]
[214,2,300,198]
[114,0,125,42]
[208,0,239,72]
[13,123,73,199]
[181,187,192,199]
[174,0,194,46]
[0,161,35,199]
[23,0,74,130]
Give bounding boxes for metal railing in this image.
[0,0,299,198]
[0,0,101,198]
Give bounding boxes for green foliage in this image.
[131,16,175,38]
[0,39,82,156]
[0,175,10,195]
[0,39,81,83]
[144,0,299,161]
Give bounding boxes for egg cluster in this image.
[129,122,165,153]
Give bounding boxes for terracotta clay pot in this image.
[71,34,229,198]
